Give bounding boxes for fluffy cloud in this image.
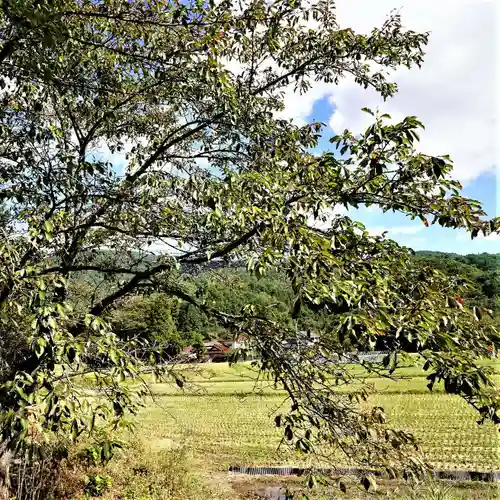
[281,0,497,183]
[93,1,497,187]
[457,230,500,242]
[368,225,425,237]
[277,81,333,126]
[333,0,497,183]
[477,232,500,241]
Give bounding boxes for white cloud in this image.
[88,140,131,174]
[367,227,387,237]
[277,81,333,126]
[91,1,497,186]
[457,230,500,242]
[304,205,347,230]
[324,0,497,183]
[392,225,426,235]
[368,224,425,237]
[274,1,496,183]
[479,233,500,241]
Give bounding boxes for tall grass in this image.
[53,438,223,499]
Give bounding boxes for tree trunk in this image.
[0,443,12,500]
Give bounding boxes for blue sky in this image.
[305,95,499,255]
[277,0,499,256]
[95,0,498,255]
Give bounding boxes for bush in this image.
[84,474,112,497]
[104,439,221,499]
[47,437,221,499]
[79,434,124,466]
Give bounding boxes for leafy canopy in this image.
[0,0,499,486]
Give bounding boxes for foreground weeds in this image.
[54,439,222,499]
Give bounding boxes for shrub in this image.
[79,435,124,466]
[105,440,221,499]
[84,474,112,497]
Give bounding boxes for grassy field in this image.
[79,360,500,499]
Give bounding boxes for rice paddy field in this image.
[130,361,499,471]
[98,359,500,499]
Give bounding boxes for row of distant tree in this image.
[105,252,499,354]
[413,251,499,313]
[4,249,491,368]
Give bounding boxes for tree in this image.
[415,252,500,313]
[110,293,183,357]
[0,0,499,493]
[175,268,294,338]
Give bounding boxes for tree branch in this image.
[179,223,263,264]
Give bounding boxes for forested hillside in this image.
[105,252,500,351]
[414,252,499,313]
[9,250,494,366]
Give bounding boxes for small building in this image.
[203,341,230,363]
[282,331,320,350]
[222,334,249,350]
[182,336,255,363]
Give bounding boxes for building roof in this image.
[204,341,230,353]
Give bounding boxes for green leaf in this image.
[44,220,54,233]
[109,350,119,365]
[35,337,47,358]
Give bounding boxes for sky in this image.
[96,0,499,255]
[277,0,499,254]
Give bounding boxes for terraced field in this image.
[98,359,499,498]
[133,361,499,473]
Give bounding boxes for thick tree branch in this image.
[87,222,263,315]
[88,261,174,316]
[179,223,263,264]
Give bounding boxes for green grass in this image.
[78,359,499,498]
[127,360,500,472]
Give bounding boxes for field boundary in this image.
[228,466,500,483]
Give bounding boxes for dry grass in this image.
[62,359,499,498]
[229,475,500,499]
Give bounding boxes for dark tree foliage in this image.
[415,252,500,313]
[139,256,498,347]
